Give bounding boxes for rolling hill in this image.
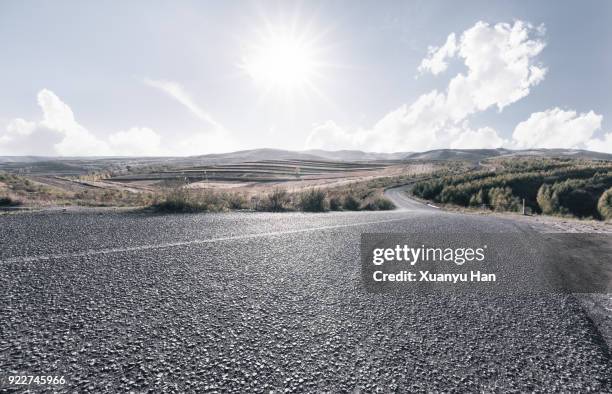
[403,148,612,161]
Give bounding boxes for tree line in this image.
[412,158,612,220]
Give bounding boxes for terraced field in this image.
[1,156,439,208]
[108,160,394,183]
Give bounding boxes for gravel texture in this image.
[1,195,611,392]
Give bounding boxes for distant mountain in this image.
[301,149,410,161]
[188,149,326,163]
[404,148,612,161]
[500,148,612,161]
[404,148,510,161]
[0,156,59,163]
[2,148,611,167]
[186,148,410,163]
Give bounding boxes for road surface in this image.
[1,187,610,392]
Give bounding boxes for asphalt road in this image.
[1,187,611,392]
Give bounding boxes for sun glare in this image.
[242,28,323,94]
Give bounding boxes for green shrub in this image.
[329,196,342,211]
[563,189,595,217]
[537,177,609,218]
[0,196,21,207]
[597,187,612,220]
[261,188,291,212]
[226,193,248,210]
[151,188,193,212]
[469,189,486,207]
[298,189,328,212]
[150,188,228,213]
[439,185,471,206]
[361,197,395,211]
[343,194,361,211]
[488,187,521,212]
[375,197,395,210]
[536,184,556,214]
[412,180,444,200]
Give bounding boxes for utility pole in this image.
[522,198,526,215]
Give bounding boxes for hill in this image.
[404,149,510,161]
[1,148,610,171]
[302,149,409,161]
[404,148,612,161]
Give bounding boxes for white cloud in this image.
[309,20,544,152]
[0,89,164,156]
[6,118,36,136]
[37,89,80,133]
[512,108,602,149]
[36,90,112,156]
[0,89,110,156]
[368,91,450,151]
[144,78,239,155]
[305,120,364,151]
[306,113,506,152]
[307,91,455,152]
[108,127,163,156]
[0,117,63,156]
[450,126,506,149]
[143,78,223,130]
[1,84,232,156]
[586,133,612,153]
[446,20,546,119]
[175,128,238,155]
[418,33,457,75]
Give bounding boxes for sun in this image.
[244,36,315,89]
[241,27,324,94]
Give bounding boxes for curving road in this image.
[1,186,611,392]
[384,184,439,211]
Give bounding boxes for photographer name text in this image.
[373,270,496,282]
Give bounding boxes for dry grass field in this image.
[0,157,453,211]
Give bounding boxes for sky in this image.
[1,0,611,156]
